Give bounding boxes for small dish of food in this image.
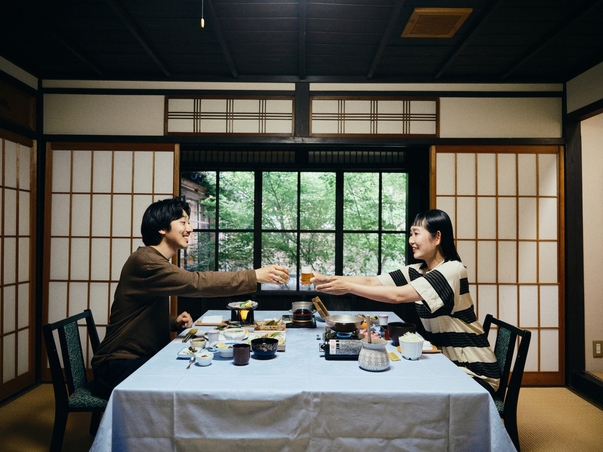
[208,341,236,358]
[227,300,258,310]
[195,352,213,366]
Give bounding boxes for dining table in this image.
[90,309,516,451]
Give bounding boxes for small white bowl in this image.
[223,328,247,340]
[219,346,234,358]
[195,352,213,366]
[190,338,206,350]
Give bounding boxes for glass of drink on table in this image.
[301,265,313,287]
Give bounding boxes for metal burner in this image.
[324,328,364,341]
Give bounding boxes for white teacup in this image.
[207,330,220,343]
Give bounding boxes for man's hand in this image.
[255,265,290,285]
[176,311,193,329]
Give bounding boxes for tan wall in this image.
[566,62,603,113]
[581,113,603,372]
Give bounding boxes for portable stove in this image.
[321,328,365,360]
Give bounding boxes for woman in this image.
[312,209,500,392]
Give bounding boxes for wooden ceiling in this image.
[1,0,603,84]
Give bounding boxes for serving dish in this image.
[223,328,249,340]
[177,346,200,358]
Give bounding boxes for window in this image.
[179,146,429,290]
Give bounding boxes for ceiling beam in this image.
[44,25,105,76]
[433,0,502,80]
[104,0,171,77]
[207,0,238,79]
[501,0,603,79]
[298,0,307,80]
[367,0,406,80]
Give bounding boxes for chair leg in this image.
[90,410,104,435]
[504,413,520,452]
[49,409,68,452]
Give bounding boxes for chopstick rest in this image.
[388,351,401,361]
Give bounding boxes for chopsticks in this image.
[182,328,198,343]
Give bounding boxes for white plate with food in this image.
[227,300,258,310]
[207,341,240,358]
[177,346,202,358]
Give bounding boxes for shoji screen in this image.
[434,145,563,386]
[43,144,178,378]
[0,135,36,400]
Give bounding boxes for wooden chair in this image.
[42,309,107,452]
[483,314,532,452]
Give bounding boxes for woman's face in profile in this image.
[409,225,439,262]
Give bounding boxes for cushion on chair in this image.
[68,381,108,409]
[493,396,505,416]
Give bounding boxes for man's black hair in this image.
[141,197,191,246]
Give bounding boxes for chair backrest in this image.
[43,309,100,398]
[483,314,532,406]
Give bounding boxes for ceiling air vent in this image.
[402,8,472,38]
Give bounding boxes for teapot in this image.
[358,315,390,372]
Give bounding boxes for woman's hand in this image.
[176,311,193,329]
[310,271,331,285]
[255,265,289,285]
[314,276,352,296]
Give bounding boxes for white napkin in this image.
[200,315,223,324]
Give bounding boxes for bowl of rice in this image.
[398,332,424,360]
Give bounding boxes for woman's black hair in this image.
[412,209,462,262]
[141,197,191,246]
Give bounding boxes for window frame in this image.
[179,144,430,292]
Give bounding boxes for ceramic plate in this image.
[227,301,258,310]
[177,346,200,358]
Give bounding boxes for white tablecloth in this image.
[91,310,515,451]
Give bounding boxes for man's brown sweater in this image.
[92,246,256,371]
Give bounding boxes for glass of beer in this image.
[300,265,313,286]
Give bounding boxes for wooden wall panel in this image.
[434,145,564,386]
[42,144,178,380]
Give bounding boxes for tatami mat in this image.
[518,387,603,452]
[1,384,603,451]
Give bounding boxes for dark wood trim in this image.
[435,144,561,154]
[298,0,306,80]
[294,83,309,137]
[566,98,603,123]
[571,371,603,408]
[105,0,170,77]
[0,127,34,147]
[49,142,178,151]
[522,371,564,386]
[564,121,585,385]
[39,134,566,147]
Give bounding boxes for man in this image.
[92,197,288,396]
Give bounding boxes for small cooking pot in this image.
[325,314,364,332]
[293,309,314,320]
[292,301,315,312]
